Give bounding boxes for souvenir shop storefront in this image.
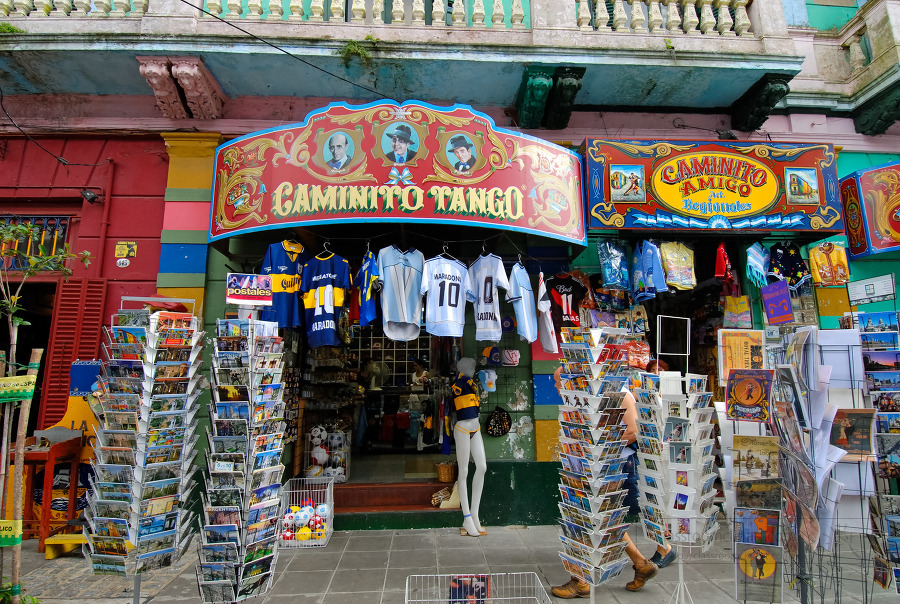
[205,101,588,528]
[578,139,847,393]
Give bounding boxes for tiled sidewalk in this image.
[22,524,897,604]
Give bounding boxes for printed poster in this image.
[225,273,273,307]
[735,543,783,603]
[761,280,793,325]
[726,369,774,422]
[733,508,780,545]
[829,408,875,459]
[732,435,780,481]
[718,330,766,386]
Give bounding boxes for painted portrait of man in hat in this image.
[448,135,476,172]
[384,123,418,164]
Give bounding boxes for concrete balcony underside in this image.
[0,31,801,113]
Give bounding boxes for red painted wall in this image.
[0,136,169,322]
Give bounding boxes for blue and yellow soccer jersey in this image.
[451,372,480,421]
[356,250,380,327]
[259,241,310,328]
[301,253,351,348]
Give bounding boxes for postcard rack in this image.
[196,318,287,603]
[84,307,202,577]
[555,326,632,587]
[633,371,719,550]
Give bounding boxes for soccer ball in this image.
[301,497,316,509]
[313,523,328,540]
[296,526,312,541]
[293,509,312,526]
[327,432,345,450]
[315,503,331,519]
[330,465,346,483]
[300,504,315,517]
[305,465,324,477]
[308,514,324,531]
[330,451,346,467]
[309,425,328,446]
[310,445,329,466]
[281,530,294,541]
[282,514,295,530]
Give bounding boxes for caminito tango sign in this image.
[583,140,843,232]
[210,101,586,245]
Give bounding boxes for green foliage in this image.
[664,38,675,50]
[0,23,25,33]
[0,221,93,358]
[339,35,379,68]
[0,577,40,604]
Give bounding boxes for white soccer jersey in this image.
[376,246,425,341]
[420,256,475,337]
[537,271,558,354]
[468,254,511,342]
[506,263,538,343]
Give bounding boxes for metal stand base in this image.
[666,546,694,604]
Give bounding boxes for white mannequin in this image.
[453,357,487,537]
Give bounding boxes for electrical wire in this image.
[0,84,110,167]
[175,0,390,99]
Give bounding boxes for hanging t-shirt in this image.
[376,246,425,341]
[808,242,849,287]
[300,253,351,348]
[537,271,558,354]
[546,274,588,329]
[660,242,697,291]
[506,263,538,343]
[468,253,511,342]
[355,250,380,327]
[259,240,310,328]
[768,242,811,289]
[420,255,475,337]
[631,240,667,303]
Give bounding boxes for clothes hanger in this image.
[440,243,461,263]
[316,240,333,259]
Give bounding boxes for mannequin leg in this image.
[454,418,480,537]
[468,429,487,534]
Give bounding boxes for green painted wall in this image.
[805,3,857,31]
[838,152,900,179]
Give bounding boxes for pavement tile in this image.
[385,567,434,592]
[438,547,486,567]
[323,590,382,604]
[346,535,394,552]
[336,550,390,570]
[390,548,438,568]
[287,552,345,572]
[391,534,436,550]
[482,546,536,565]
[269,569,335,595]
[328,567,388,592]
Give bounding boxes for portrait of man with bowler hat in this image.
[449,135,476,171]
[385,124,418,164]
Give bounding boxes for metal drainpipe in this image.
[92,159,116,277]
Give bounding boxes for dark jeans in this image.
[623,453,641,518]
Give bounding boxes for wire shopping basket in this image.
[279,476,334,548]
[405,572,552,604]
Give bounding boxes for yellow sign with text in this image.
[650,152,780,219]
[0,519,22,547]
[0,375,36,405]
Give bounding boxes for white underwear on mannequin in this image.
[455,417,486,536]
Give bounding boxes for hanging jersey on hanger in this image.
[808,242,849,287]
[376,246,425,341]
[768,242,811,289]
[596,239,630,290]
[545,273,588,329]
[259,240,310,328]
[631,240,667,303]
[420,255,475,337]
[506,263,538,343]
[537,272,558,354]
[300,252,351,347]
[468,253,511,342]
[356,250,380,327]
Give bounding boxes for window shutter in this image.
[37,277,107,429]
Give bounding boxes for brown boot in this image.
[625,559,658,591]
[551,577,591,599]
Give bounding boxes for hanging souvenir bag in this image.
[485,406,512,437]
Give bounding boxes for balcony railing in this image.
[0,0,757,36]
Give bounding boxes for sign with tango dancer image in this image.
[735,543,783,603]
[725,368,774,422]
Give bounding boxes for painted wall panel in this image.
[162,202,212,231]
[534,373,561,405]
[159,243,208,274]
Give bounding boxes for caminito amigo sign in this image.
[583,140,843,232]
[210,101,586,245]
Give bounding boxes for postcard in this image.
[718,329,766,386]
[735,543,782,603]
[863,332,900,351]
[726,369,774,423]
[868,371,900,391]
[732,435,780,481]
[200,543,239,564]
[830,408,875,458]
[733,508,780,545]
[772,400,810,464]
[735,479,782,510]
[859,311,900,333]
